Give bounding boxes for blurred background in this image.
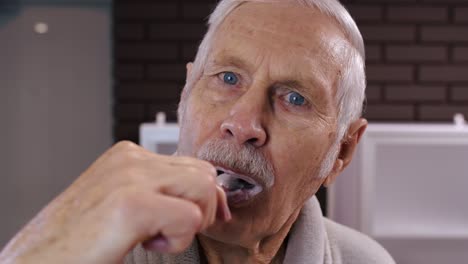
[1,0,468,263]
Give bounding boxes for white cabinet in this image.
[328,120,468,263]
[140,113,179,155]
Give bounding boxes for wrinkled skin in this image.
[0,2,367,264]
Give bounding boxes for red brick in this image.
[454,47,468,62]
[422,26,468,42]
[420,0,468,3]
[420,66,468,82]
[147,103,180,122]
[116,82,183,101]
[419,105,468,121]
[366,64,414,82]
[364,104,415,121]
[115,43,178,61]
[360,25,416,42]
[356,0,418,2]
[115,3,177,20]
[115,64,144,80]
[366,45,382,61]
[183,43,199,61]
[115,24,145,40]
[385,85,446,102]
[452,86,468,101]
[386,45,447,62]
[388,6,447,22]
[365,85,382,102]
[115,104,145,121]
[346,5,383,22]
[455,8,468,22]
[150,23,207,40]
[148,64,187,81]
[114,123,140,143]
[182,3,215,19]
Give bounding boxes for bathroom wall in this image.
[0,0,112,247]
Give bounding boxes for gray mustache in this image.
[197,139,275,188]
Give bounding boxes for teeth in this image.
[215,167,263,205]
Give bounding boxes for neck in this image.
[197,207,302,264]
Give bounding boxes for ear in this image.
[323,118,368,187]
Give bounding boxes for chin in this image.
[202,195,273,244]
[201,218,261,246]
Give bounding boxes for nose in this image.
[220,92,268,147]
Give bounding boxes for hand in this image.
[0,141,230,264]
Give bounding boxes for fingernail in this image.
[215,198,232,221]
[223,202,232,221]
[211,166,217,176]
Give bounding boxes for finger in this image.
[215,185,231,222]
[126,193,203,254]
[143,231,194,254]
[159,155,217,176]
[154,164,218,230]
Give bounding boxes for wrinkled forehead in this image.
[214,2,350,63]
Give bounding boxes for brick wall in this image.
[114,0,215,143]
[351,0,468,123]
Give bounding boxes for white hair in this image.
[179,0,366,178]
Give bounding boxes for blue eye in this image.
[222,72,239,85]
[287,92,306,106]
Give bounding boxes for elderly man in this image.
[0,0,395,263]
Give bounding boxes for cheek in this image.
[277,131,329,172]
[178,84,224,155]
[270,126,332,194]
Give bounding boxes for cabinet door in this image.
[328,124,468,264]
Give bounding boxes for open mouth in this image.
[216,167,263,206]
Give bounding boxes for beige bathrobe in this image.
[124,196,395,264]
